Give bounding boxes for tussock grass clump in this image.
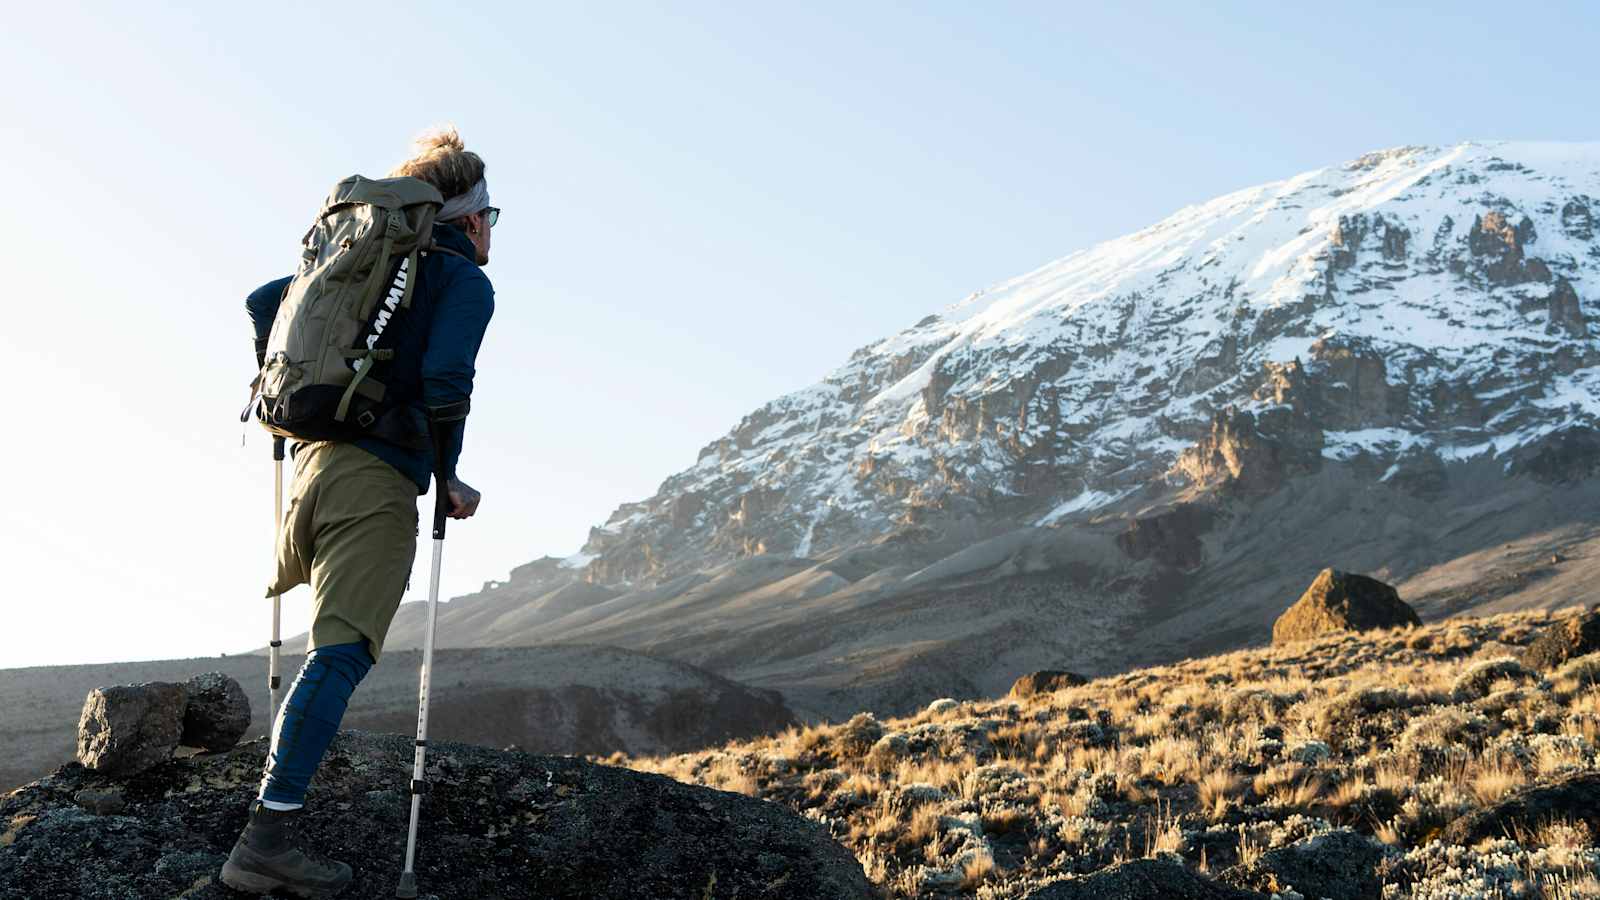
[1452,656,1537,701]
[624,606,1600,898]
[1551,653,1600,693]
[835,712,885,758]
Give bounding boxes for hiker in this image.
[222,127,497,897]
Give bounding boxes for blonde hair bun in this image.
[391,124,485,201]
[410,125,466,157]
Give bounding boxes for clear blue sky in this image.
[2,1,1595,668]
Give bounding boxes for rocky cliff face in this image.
[570,143,1600,584]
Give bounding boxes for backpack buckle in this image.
[356,409,377,428]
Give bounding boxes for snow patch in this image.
[560,551,596,569]
[1036,489,1131,526]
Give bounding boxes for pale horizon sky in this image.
[2,1,1596,669]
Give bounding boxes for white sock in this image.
[260,799,303,812]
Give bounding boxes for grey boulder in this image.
[1221,829,1394,900]
[76,682,187,777]
[181,672,251,751]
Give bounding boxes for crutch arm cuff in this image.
[424,400,470,424]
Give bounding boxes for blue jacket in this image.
[246,222,494,493]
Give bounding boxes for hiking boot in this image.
[219,801,353,897]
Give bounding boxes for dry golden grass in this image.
[1467,753,1529,806]
[1141,798,1184,857]
[959,848,996,885]
[622,606,1600,898]
[1196,770,1242,822]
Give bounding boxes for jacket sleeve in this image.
[422,268,495,482]
[246,277,294,367]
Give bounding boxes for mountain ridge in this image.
[569,141,1600,584]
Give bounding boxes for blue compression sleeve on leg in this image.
[259,641,374,806]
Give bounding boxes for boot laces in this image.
[268,813,344,875]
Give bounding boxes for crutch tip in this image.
[395,871,418,898]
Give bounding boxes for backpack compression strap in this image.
[333,349,395,424]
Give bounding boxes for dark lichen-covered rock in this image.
[1522,609,1600,671]
[1115,504,1212,569]
[1025,857,1265,899]
[76,682,188,777]
[180,673,250,752]
[1510,426,1600,484]
[1009,670,1090,699]
[72,788,125,816]
[1272,569,1420,645]
[1,731,870,900]
[1220,829,1394,900]
[1545,276,1589,337]
[1439,772,1600,847]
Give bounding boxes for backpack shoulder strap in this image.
[426,243,471,261]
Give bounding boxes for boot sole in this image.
[220,859,349,898]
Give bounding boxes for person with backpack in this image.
[222,127,497,897]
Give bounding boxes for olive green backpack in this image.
[249,175,453,442]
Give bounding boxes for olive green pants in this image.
[267,442,418,662]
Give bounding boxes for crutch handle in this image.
[424,401,469,540]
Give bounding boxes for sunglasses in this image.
[480,207,501,227]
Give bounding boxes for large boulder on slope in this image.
[2,731,871,900]
[180,673,250,752]
[1521,608,1600,671]
[1010,670,1089,698]
[1272,569,1420,645]
[1220,829,1394,900]
[1440,772,1600,847]
[75,682,187,777]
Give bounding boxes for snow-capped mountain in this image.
[374,142,1600,719]
[577,142,1600,584]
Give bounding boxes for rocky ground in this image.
[625,605,1600,899]
[0,731,869,900]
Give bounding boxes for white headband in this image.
[437,178,490,223]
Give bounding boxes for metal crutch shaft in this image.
[269,436,286,726]
[397,401,468,899]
